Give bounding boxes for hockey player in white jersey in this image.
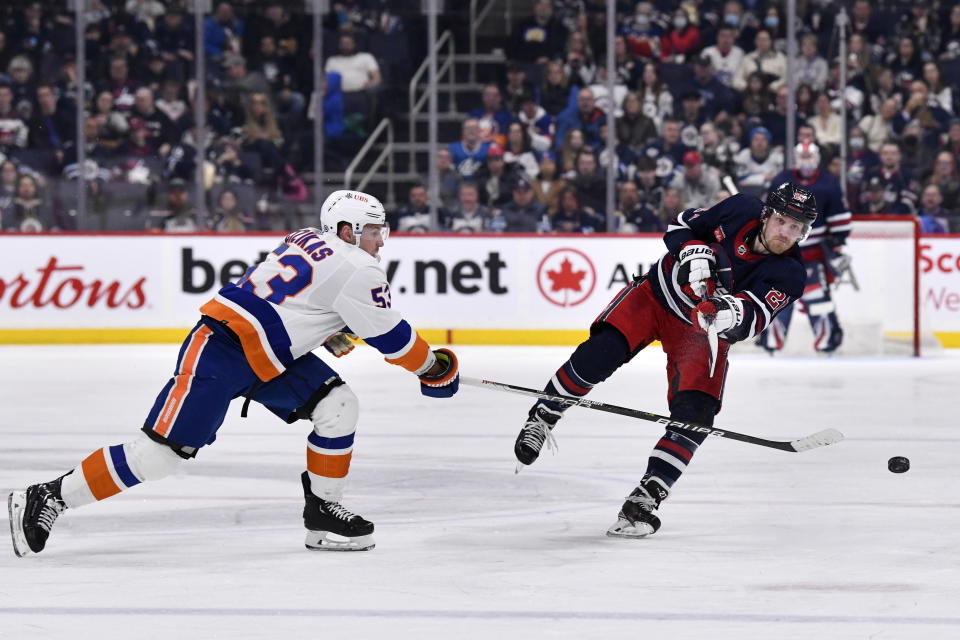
[8,190,460,556]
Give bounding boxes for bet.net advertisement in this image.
[1,234,959,338]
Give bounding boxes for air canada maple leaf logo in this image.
[547,257,585,292]
[536,248,596,307]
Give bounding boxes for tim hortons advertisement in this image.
[1,234,959,339]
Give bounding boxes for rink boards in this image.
[1,232,959,347]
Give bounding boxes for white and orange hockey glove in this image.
[322,332,358,358]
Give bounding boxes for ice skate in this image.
[8,477,67,557]
[606,479,669,539]
[513,404,561,469]
[301,472,374,551]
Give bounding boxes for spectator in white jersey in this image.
[701,26,744,88]
[733,29,787,92]
[735,126,783,198]
[324,32,381,94]
[447,182,491,233]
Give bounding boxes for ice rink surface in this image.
[1,343,959,639]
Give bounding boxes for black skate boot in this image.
[8,476,68,557]
[514,404,562,468]
[606,479,669,538]
[301,472,374,551]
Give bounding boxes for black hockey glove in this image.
[419,348,460,398]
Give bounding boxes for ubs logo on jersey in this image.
[536,248,596,307]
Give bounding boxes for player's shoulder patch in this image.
[764,288,788,311]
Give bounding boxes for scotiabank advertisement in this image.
[1,233,958,343]
[921,239,960,327]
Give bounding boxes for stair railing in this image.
[408,29,456,169]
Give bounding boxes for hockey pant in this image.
[533,279,723,494]
[758,261,843,353]
[58,319,356,509]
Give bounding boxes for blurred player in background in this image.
[513,183,814,538]
[8,190,460,556]
[763,141,852,353]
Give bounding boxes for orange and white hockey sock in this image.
[59,444,143,508]
[306,430,354,502]
[58,434,183,508]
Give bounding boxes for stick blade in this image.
[707,324,718,377]
[790,428,845,452]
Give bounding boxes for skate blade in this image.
[8,491,30,558]
[605,518,656,539]
[304,530,375,552]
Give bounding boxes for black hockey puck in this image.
[888,456,910,473]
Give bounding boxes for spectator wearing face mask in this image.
[622,2,663,61]
[845,126,880,206]
[715,0,758,51]
[660,8,701,63]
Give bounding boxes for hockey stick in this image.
[694,281,720,378]
[462,376,844,453]
[721,175,739,196]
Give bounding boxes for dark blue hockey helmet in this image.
[764,182,818,242]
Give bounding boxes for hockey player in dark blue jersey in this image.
[513,182,815,538]
[764,141,852,353]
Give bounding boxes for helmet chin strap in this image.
[756,219,774,254]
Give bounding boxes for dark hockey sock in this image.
[641,430,704,489]
[540,325,630,414]
[641,391,717,490]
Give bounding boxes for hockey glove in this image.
[690,294,744,338]
[419,348,460,398]
[677,241,717,299]
[322,332,358,358]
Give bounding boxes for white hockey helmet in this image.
[794,141,821,173]
[320,190,388,243]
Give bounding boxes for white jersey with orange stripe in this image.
[200,228,435,382]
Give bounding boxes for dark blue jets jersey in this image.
[644,193,806,343]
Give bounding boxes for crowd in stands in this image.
[0,1,959,235]
[390,0,960,235]
[0,0,405,232]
